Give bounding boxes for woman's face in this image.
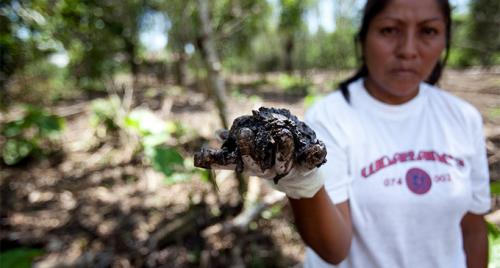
[363,0,447,104]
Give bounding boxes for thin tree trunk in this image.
[124,38,139,88]
[197,0,247,202]
[197,0,229,130]
[173,49,187,86]
[284,34,295,73]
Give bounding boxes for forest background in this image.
[1,0,500,267]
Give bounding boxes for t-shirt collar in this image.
[350,78,427,120]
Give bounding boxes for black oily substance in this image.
[194,107,327,181]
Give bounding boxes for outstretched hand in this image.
[194,107,327,184]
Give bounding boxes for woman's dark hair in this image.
[339,0,452,102]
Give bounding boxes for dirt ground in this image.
[1,69,499,267]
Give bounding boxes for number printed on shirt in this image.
[384,178,403,187]
[434,173,452,183]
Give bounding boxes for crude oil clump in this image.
[194,107,327,183]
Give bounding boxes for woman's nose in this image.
[396,32,418,60]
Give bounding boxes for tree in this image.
[100,0,146,85]
[469,0,500,66]
[0,0,58,107]
[213,0,272,72]
[278,0,315,72]
[151,0,197,86]
[31,0,147,91]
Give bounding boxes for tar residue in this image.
[194,107,327,182]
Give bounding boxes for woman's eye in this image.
[422,27,438,36]
[380,27,398,36]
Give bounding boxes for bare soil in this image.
[0,69,499,267]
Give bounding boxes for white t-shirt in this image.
[303,78,491,268]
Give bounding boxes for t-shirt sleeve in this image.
[305,103,352,204]
[467,111,491,214]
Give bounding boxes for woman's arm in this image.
[289,187,352,265]
[461,212,488,268]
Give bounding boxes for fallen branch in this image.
[53,103,87,117]
[147,205,207,250]
[202,187,286,238]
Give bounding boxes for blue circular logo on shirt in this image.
[406,168,432,195]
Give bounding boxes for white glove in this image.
[194,113,327,199]
[272,167,324,199]
[231,127,325,199]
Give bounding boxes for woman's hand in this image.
[194,107,327,199]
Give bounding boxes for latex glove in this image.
[272,167,324,199]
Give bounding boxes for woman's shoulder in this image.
[305,90,351,122]
[423,82,483,125]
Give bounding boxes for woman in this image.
[209,0,490,266]
[291,0,490,267]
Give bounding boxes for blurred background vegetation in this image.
[1,0,499,267]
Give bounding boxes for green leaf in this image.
[90,97,121,129]
[491,181,500,196]
[198,169,211,183]
[488,221,500,267]
[37,115,65,136]
[147,146,184,177]
[490,107,500,119]
[164,172,192,185]
[198,169,219,191]
[2,139,34,165]
[0,248,44,268]
[488,221,500,239]
[22,106,65,136]
[2,121,25,138]
[124,109,169,137]
[142,133,170,148]
[123,116,140,130]
[304,94,324,108]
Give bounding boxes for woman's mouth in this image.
[391,68,418,78]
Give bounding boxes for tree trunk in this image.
[284,34,295,73]
[197,0,247,202]
[197,0,229,130]
[124,38,139,87]
[173,49,187,86]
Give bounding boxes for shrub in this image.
[124,109,201,184]
[89,96,122,138]
[275,74,312,96]
[0,248,44,268]
[1,106,65,165]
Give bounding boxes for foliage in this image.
[230,88,262,103]
[278,0,314,71]
[11,0,148,92]
[0,1,57,75]
[488,221,500,267]
[8,59,76,105]
[124,109,199,184]
[448,14,476,68]
[1,106,65,165]
[274,74,312,96]
[448,2,500,68]
[303,92,325,108]
[0,248,44,268]
[489,107,500,119]
[278,0,309,32]
[0,1,65,108]
[213,0,272,58]
[147,146,191,184]
[89,96,122,138]
[490,181,500,196]
[251,33,283,72]
[469,0,500,67]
